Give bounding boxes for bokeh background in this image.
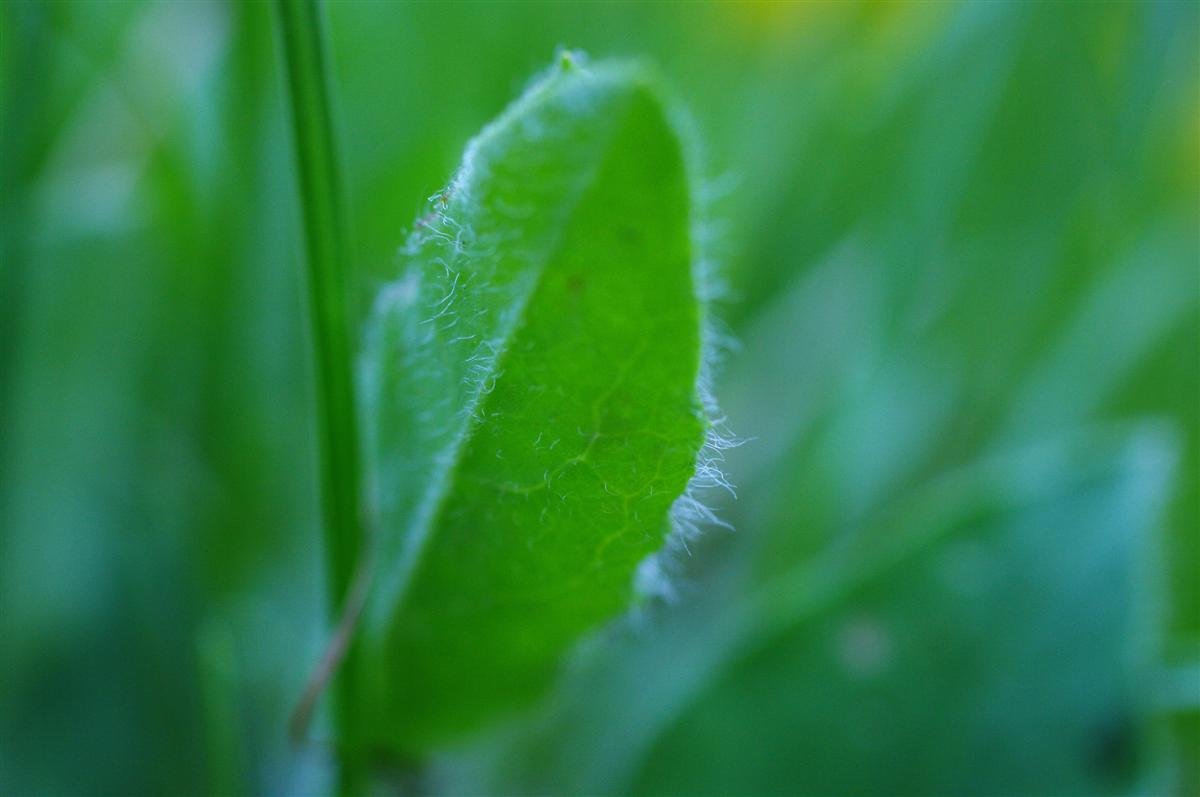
[2,1,1197,795]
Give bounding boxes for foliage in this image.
[1,2,1196,795]
[356,57,708,753]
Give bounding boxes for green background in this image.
[1,1,1196,795]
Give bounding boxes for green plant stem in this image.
[274,0,365,791]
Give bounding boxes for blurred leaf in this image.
[356,56,706,753]
[459,427,1172,796]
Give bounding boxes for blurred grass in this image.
[0,1,1196,795]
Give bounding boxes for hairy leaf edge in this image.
[359,50,738,643]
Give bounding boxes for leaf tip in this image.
[556,47,586,72]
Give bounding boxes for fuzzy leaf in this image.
[355,56,706,752]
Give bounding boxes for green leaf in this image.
[459,427,1171,795]
[355,55,707,753]
[632,431,1169,797]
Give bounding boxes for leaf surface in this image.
[356,56,706,752]
[630,431,1167,796]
